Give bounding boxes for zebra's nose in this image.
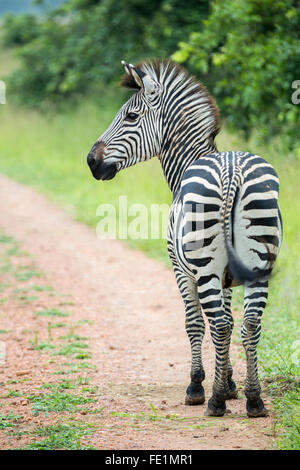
[87,151,96,168]
[93,141,106,161]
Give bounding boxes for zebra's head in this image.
[87,60,164,181]
[87,59,219,188]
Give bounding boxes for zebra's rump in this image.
[172,151,282,284]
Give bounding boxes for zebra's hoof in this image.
[185,394,205,405]
[246,398,269,418]
[185,382,205,405]
[204,406,226,417]
[205,396,226,416]
[247,407,269,418]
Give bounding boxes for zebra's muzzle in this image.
[98,162,118,181]
[87,153,118,181]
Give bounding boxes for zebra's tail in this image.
[221,174,272,284]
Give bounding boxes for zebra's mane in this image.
[120,58,220,140]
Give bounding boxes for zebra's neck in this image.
[159,133,218,194]
[157,80,219,194]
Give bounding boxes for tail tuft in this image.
[225,239,272,284]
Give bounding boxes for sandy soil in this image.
[0,173,276,450]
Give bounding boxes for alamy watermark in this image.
[96,196,170,240]
[291,80,300,105]
[95,196,206,250]
[0,80,6,104]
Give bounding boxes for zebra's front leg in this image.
[223,287,238,399]
[205,317,232,416]
[185,296,206,405]
[198,279,231,416]
[242,281,269,418]
[174,271,206,405]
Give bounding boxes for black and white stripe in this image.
[87,60,282,417]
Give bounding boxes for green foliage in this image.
[174,0,300,148]
[1,13,40,47]
[273,390,300,450]
[3,0,299,145]
[3,0,209,106]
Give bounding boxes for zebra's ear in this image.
[121,61,160,97]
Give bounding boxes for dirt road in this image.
[0,173,275,449]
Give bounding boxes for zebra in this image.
[86,59,282,417]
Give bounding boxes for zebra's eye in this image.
[125,112,139,122]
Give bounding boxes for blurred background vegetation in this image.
[0,0,299,449]
[1,0,300,146]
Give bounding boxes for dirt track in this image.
[0,173,276,450]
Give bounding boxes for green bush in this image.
[173,0,300,149]
[2,13,40,47]
[4,0,209,106]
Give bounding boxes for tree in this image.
[173,0,300,148]
[3,0,209,106]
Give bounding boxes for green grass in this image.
[53,341,91,359]
[0,412,23,430]
[33,342,56,351]
[39,380,77,391]
[0,76,299,447]
[30,284,54,292]
[17,294,39,303]
[18,421,97,450]
[0,229,99,449]
[28,391,96,416]
[111,403,191,424]
[53,362,96,375]
[15,267,42,281]
[34,308,70,317]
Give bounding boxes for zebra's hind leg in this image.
[242,280,269,418]
[223,287,238,399]
[176,274,206,406]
